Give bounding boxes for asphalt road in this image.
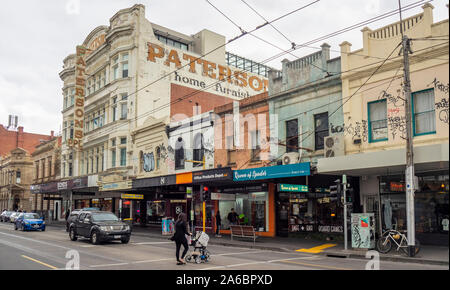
[0,222,447,270]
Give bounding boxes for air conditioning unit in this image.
[282,152,300,165]
[324,135,345,158]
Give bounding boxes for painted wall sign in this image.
[68,45,87,150]
[147,42,268,94]
[100,181,132,191]
[278,184,309,193]
[233,163,310,182]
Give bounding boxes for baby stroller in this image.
[186,231,210,264]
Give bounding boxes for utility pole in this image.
[399,0,416,257]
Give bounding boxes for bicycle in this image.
[376,229,420,256]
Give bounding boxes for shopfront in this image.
[379,171,449,245]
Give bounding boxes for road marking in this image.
[296,243,337,253]
[21,255,58,270]
[89,262,130,268]
[132,242,173,245]
[215,250,268,256]
[279,259,353,270]
[199,256,321,270]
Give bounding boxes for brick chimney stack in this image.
[17,126,24,148]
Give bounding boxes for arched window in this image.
[175,137,185,170]
[193,133,204,167]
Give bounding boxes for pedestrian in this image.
[171,212,191,265]
[215,210,222,237]
[65,209,70,221]
[227,208,239,226]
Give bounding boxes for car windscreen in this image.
[92,213,119,222]
[23,213,40,219]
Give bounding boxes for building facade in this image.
[0,124,53,158]
[30,136,63,220]
[318,4,449,245]
[0,148,34,211]
[59,4,270,222]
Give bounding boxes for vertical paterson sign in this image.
[68,45,87,150]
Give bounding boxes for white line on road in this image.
[131,242,173,245]
[199,255,322,270]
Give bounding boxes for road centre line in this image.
[21,255,58,270]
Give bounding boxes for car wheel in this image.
[121,236,130,244]
[41,227,46,232]
[91,230,100,245]
[69,228,78,241]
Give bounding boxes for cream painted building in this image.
[318,4,449,245]
[59,4,271,216]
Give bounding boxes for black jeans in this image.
[176,239,189,261]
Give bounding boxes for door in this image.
[54,201,61,221]
[276,193,290,237]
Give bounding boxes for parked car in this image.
[14,212,45,231]
[68,211,131,245]
[9,212,20,223]
[1,211,14,222]
[66,210,82,232]
[82,207,100,211]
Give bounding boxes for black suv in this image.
[68,211,131,244]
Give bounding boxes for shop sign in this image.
[278,184,308,193]
[233,163,310,182]
[186,187,193,199]
[133,175,177,188]
[176,172,192,184]
[211,192,236,201]
[192,168,232,183]
[121,194,144,200]
[30,185,41,194]
[170,200,187,203]
[100,180,132,191]
[390,182,405,192]
[290,224,314,232]
[57,181,68,190]
[318,225,343,233]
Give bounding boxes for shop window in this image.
[314,112,329,150]
[286,119,298,153]
[111,149,116,168]
[120,148,127,167]
[175,137,185,170]
[218,192,268,232]
[250,130,260,161]
[413,89,436,136]
[368,99,388,142]
[156,147,161,170]
[147,200,167,224]
[193,133,204,167]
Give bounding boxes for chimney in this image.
[17,126,24,148]
[51,130,54,138]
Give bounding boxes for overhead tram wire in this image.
[70,1,440,142]
[236,42,404,170]
[77,37,447,144]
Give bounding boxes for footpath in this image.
[48,221,448,266]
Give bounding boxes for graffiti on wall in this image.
[436,98,449,124]
[378,89,405,108]
[429,78,449,94]
[344,120,368,142]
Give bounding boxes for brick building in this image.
[0,124,54,157]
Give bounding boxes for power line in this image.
[64,1,440,155]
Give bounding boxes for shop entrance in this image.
[276,193,290,237]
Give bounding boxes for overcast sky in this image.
[0,0,447,135]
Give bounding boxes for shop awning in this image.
[317,143,449,176]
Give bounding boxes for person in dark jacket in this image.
[215,210,222,237]
[227,208,239,226]
[173,213,191,265]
